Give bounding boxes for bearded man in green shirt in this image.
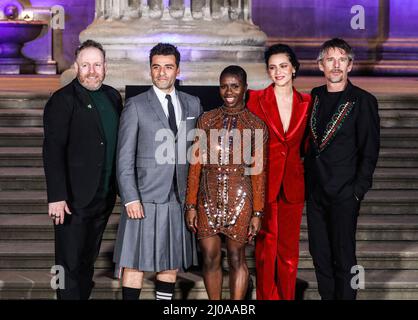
[43,39,122,300]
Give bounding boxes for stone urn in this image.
[0,4,47,74]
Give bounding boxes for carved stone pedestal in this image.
[62,0,270,90]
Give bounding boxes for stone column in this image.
[62,0,269,89]
[183,0,193,20]
[140,0,150,18]
[244,0,252,22]
[161,0,171,20]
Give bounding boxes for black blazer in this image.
[304,81,380,201]
[43,79,123,208]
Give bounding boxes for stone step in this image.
[0,240,115,270]
[380,128,418,148]
[0,190,417,215]
[379,109,418,128]
[0,93,49,109]
[372,168,418,189]
[300,215,418,241]
[377,148,418,167]
[0,167,45,190]
[0,92,416,110]
[1,239,417,271]
[359,190,418,214]
[0,127,416,148]
[300,241,418,270]
[4,150,413,169]
[0,147,416,168]
[0,214,119,241]
[3,214,417,242]
[0,147,43,167]
[297,269,418,300]
[0,109,43,127]
[0,269,217,300]
[0,268,417,300]
[226,241,418,271]
[0,128,43,147]
[0,106,416,128]
[1,166,418,191]
[1,93,416,110]
[0,88,417,110]
[378,95,418,110]
[0,191,122,214]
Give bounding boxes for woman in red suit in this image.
[247,44,312,300]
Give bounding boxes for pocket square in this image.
[186,116,195,120]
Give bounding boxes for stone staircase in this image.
[0,88,418,300]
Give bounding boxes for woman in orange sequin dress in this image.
[185,65,268,300]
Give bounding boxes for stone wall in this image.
[14,0,418,73]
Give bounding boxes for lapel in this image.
[285,88,310,139]
[146,87,171,131]
[73,79,104,138]
[259,84,285,141]
[176,89,188,134]
[310,81,356,153]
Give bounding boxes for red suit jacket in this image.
[247,85,312,204]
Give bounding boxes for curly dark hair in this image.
[149,43,181,67]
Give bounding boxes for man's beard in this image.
[328,70,344,83]
[78,73,104,91]
[328,76,343,83]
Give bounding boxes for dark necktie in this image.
[165,94,179,201]
[165,94,178,136]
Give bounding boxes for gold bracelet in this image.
[252,211,264,218]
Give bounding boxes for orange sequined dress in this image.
[185,105,268,243]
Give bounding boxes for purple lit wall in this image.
[253,0,379,38]
[388,0,418,38]
[25,0,95,71]
[252,0,418,40]
[252,0,418,69]
[252,0,379,38]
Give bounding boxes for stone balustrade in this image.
[95,0,252,22]
[62,0,268,89]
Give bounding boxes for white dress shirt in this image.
[152,85,182,129]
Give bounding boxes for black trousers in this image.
[54,192,116,300]
[306,189,360,300]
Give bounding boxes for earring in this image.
[292,72,296,77]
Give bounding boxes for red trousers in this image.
[255,194,304,300]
